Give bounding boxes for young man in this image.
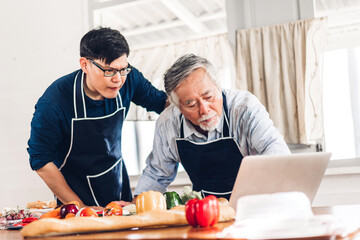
[28,27,167,208]
[134,54,290,200]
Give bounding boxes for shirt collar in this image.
[182,111,225,139]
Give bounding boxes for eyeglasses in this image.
[88,58,132,77]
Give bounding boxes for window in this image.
[121,121,156,176]
[323,48,360,159]
[315,0,360,160]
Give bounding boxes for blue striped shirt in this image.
[134,89,290,195]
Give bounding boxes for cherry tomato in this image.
[79,207,98,217]
[104,201,123,216]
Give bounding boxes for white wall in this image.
[0,0,88,209]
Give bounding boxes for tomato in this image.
[104,201,123,216]
[78,207,98,217]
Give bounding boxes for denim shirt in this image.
[134,89,290,195]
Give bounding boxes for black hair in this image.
[80,27,130,65]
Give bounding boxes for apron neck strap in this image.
[179,91,230,138]
[115,91,123,109]
[222,91,230,137]
[179,115,185,138]
[74,71,86,119]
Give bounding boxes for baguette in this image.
[21,205,235,237]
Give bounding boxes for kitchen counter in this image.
[1,205,360,240]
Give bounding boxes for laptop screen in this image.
[229,152,331,210]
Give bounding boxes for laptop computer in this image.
[228,152,331,210]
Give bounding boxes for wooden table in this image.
[1,205,360,240]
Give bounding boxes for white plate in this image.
[0,219,22,230]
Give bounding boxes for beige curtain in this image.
[127,33,235,120]
[236,18,327,145]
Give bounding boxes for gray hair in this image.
[164,54,221,106]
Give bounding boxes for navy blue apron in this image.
[59,71,132,207]
[175,93,243,200]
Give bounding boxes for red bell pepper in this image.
[185,195,219,227]
[22,217,38,223]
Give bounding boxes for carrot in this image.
[40,208,61,219]
[65,213,76,219]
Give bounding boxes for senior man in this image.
[134,54,290,200]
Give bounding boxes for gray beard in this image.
[199,115,219,132]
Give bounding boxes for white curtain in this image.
[236,18,327,145]
[127,33,235,121]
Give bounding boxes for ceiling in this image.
[89,0,228,50]
[88,0,360,52]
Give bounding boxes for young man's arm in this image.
[130,68,168,114]
[35,162,86,207]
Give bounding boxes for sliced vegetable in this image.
[185,195,219,227]
[135,190,166,213]
[104,201,123,216]
[180,186,203,204]
[164,191,182,210]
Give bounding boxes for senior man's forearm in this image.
[133,173,168,196]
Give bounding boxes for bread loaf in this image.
[21,205,235,237]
